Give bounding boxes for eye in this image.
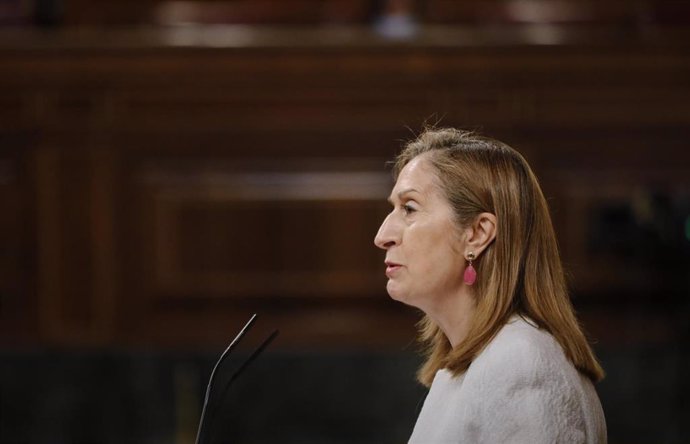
[402,203,417,215]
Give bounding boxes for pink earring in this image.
[463,252,477,286]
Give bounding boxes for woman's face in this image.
[374,155,468,312]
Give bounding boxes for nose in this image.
[374,212,399,250]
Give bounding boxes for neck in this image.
[426,287,476,348]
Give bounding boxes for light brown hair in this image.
[394,128,604,386]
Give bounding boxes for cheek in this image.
[416,237,465,283]
[425,251,463,281]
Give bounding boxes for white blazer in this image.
[408,315,607,444]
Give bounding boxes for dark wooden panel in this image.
[31,145,120,345]
[136,166,390,298]
[0,92,27,131]
[0,142,36,344]
[53,0,690,26]
[1,45,689,136]
[33,147,92,342]
[425,0,640,24]
[114,155,405,346]
[63,0,371,26]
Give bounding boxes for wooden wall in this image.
[0,27,689,349]
[49,0,690,26]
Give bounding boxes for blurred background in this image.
[1,0,689,443]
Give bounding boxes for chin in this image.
[386,281,412,305]
[386,281,403,301]
[387,291,403,303]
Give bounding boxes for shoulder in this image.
[412,316,606,443]
[469,315,572,384]
[473,316,567,371]
[454,316,598,443]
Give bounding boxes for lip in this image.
[385,261,402,277]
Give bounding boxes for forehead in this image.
[392,155,440,195]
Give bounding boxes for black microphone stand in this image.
[194,314,279,444]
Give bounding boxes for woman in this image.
[374,128,606,443]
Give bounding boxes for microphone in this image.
[194,314,279,444]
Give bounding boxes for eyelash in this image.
[402,204,416,215]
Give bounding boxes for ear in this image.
[463,212,497,258]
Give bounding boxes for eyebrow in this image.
[387,188,420,203]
